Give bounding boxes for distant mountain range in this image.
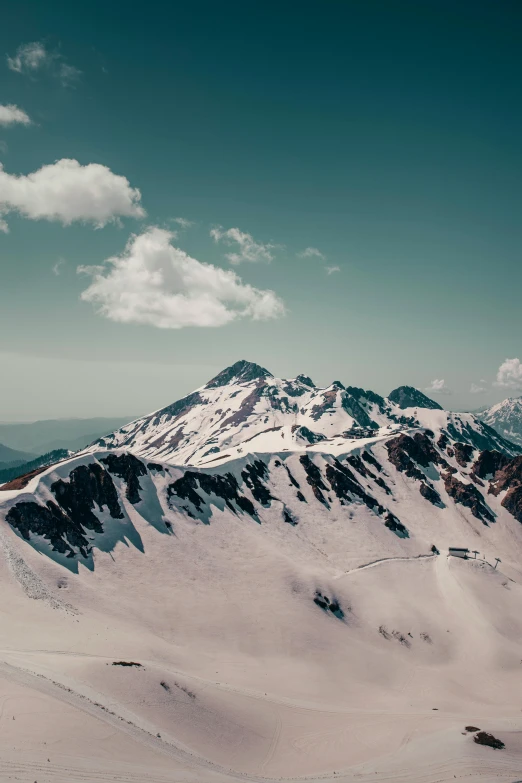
[0,416,138,457]
[474,396,522,448]
[0,442,34,469]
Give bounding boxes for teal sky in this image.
[1,0,521,420]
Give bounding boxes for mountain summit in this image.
[388,385,443,411]
[205,359,273,388]
[93,361,518,466]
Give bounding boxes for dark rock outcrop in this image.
[384,512,409,537]
[388,386,442,411]
[241,460,274,506]
[101,453,147,504]
[443,473,494,524]
[472,450,509,480]
[420,481,442,505]
[52,464,123,525]
[386,432,441,481]
[361,450,384,473]
[7,499,96,558]
[453,442,474,467]
[206,360,272,388]
[168,471,255,517]
[6,462,124,558]
[325,459,380,511]
[488,455,522,523]
[299,454,329,505]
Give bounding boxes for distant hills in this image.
[0,416,138,457]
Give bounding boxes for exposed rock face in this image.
[420,482,442,505]
[295,374,315,388]
[386,432,442,481]
[241,460,274,506]
[101,453,147,504]
[294,426,326,444]
[384,512,409,537]
[345,386,388,413]
[453,442,474,467]
[443,473,494,524]
[168,471,256,518]
[341,392,377,429]
[488,455,522,523]
[361,450,384,473]
[472,450,509,480]
[488,455,522,496]
[325,460,380,511]
[299,454,329,505]
[6,462,124,558]
[52,464,123,525]
[388,386,442,411]
[205,360,272,388]
[7,500,97,558]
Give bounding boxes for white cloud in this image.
[79,227,286,329]
[7,41,81,86]
[52,258,66,275]
[0,104,31,127]
[0,218,8,234]
[0,159,144,231]
[495,358,522,391]
[210,226,275,264]
[172,217,193,229]
[7,42,50,74]
[298,246,325,260]
[58,62,81,86]
[425,379,451,395]
[326,265,340,275]
[470,380,487,394]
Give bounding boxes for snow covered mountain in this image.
[0,360,521,782]
[476,396,522,447]
[91,360,520,467]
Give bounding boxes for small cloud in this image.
[172,217,194,229]
[425,379,451,395]
[210,225,275,264]
[7,42,50,74]
[470,381,487,394]
[52,258,66,275]
[7,41,81,86]
[79,227,286,329]
[0,158,144,231]
[494,358,522,391]
[0,217,9,233]
[298,247,325,261]
[58,62,81,87]
[0,104,31,127]
[0,140,7,154]
[325,265,340,275]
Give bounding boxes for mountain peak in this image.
[205,360,273,389]
[388,385,443,411]
[295,374,315,388]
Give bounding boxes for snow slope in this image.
[478,396,522,447]
[0,361,521,782]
